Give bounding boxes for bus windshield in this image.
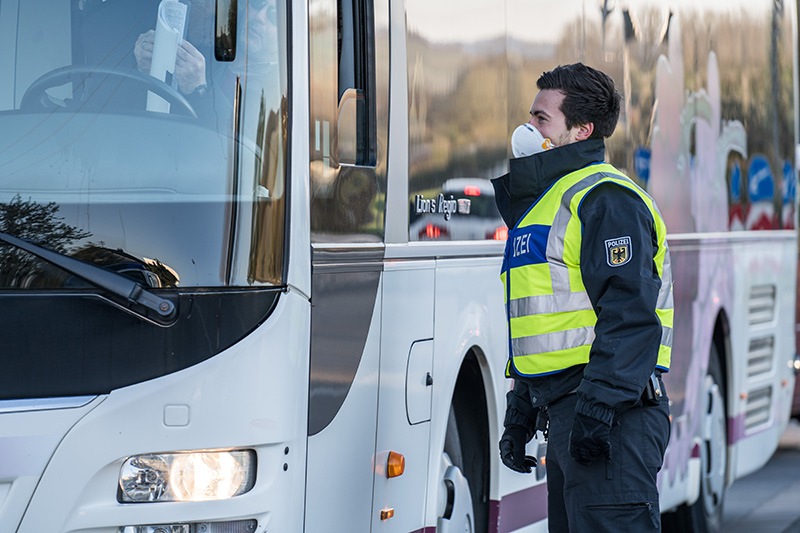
[0,0,288,289]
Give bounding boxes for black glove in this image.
[569,413,611,465]
[500,425,537,473]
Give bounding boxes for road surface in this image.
[722,419,800,533]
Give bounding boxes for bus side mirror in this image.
[215,0,237,61]
[337,88,366,166]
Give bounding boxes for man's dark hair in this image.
[536,63,621,139]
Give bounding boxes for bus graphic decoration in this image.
[729,161,746,230]
[782,160,796,229]
[747,155,776,230]
[634,147,651,186]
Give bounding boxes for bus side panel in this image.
[658,240,727,512]
[728,234,798,480]
[429,256,551,532]
[371,261,435,531]
[305,266,382,532]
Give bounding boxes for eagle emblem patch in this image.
[605,236,632,267]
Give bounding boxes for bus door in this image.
[307,0,390,529]
[374,262,436,531]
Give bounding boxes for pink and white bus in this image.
[0,0,796,531]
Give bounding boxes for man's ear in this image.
[575,122,594,141]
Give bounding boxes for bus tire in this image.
[437,405,475,533]
[664,344,727,533]
[438,356,489,533]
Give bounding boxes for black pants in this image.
[544,389,671,532]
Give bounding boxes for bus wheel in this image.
[696,348,728,530]
[437,451,475,533]
[665,346,727,532]
[437,406,475,533]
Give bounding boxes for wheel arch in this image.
[713,307,735,492]
[447,345,497,533]
[712,308,732,418]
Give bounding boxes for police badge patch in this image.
[605,236,632,267]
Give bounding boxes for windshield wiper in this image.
[0,231,177,325]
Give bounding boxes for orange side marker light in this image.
[387,451,405,478]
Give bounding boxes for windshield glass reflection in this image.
[0,0,288,289]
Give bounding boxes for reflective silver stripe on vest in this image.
[658,252,673,310]
[658,281,673,310]
[508,291,593,317]
[547,172,609,292]
[662,326,673,348]
[511,326,596,356]
[547,170,674,320]
[658,245,673,349]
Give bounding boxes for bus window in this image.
[309,0,387,240]
[405,0,507,242]
[0,0,289,289]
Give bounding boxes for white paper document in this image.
[146,0,187,113]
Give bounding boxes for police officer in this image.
[492,63,672,532]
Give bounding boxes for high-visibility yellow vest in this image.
[501,163,673,377]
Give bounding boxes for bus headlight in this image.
[118,450,256,503]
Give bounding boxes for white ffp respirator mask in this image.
[511,124,553,158]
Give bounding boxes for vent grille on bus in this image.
[744,386,772,432]
[747,336,775,379]
[748,284,776,325]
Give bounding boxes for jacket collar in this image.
[492,138,606,228]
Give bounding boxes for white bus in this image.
[0,0,796,532]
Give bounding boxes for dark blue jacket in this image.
[492,139,666,425]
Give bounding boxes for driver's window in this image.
[10,0,217,118]
[7,0,74,110]
[5,0,161,112]
[73,0,161,112]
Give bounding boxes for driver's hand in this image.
[175,39,206,94]
[134,30,155,74]
[134,30,206,95]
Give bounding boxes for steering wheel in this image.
[20,65,197,118]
